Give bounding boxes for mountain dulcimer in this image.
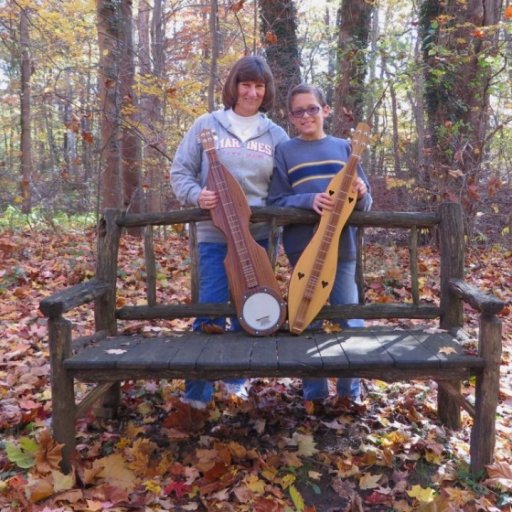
[287,122,371,335]
[199,129,286,336]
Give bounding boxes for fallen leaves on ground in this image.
[0,228,511,511]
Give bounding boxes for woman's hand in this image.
[198,187,219,210]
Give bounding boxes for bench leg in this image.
[437,379,461,430]
[49,317,76,474]
[93,382,121,419]
[470,315,501,476]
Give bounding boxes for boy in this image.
[268,83,372,407]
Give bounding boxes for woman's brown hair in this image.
[222,55,276,112]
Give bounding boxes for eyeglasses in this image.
[290,106,321,119]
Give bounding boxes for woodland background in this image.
[0,0,511,241]
[0,0,512,511]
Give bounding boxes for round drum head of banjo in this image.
[240,288,286,336]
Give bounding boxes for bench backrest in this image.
[94,203,465,335]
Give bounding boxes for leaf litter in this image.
[0,228,511,511]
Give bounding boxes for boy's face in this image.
[289,93,330,141]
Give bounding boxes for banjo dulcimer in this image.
[287,122,371,335]
[199,128,286,336]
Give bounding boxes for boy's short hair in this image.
[222,56,276,112]
[287,83,327,111]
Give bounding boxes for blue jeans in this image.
[302,259,362,401]
[185,241,267,403]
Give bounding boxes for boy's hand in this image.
[353,177,367,199]
[313,192,334,215]
[313,177,367,215]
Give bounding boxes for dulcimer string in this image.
[203,144,259,290]
[199,128,286,336]
[288,123,370,334]
[293,154,360,331]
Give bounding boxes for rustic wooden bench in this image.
[39,202,505,476]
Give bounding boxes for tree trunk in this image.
[382,60,401,177]
[420,0,502,226]
[119,0,142,218]
[19,7,32,213]
[208,0,219,112]
[366,6,379,175]
[332,0,373,138]
[259,0,302,130]
[63,69,79,183]
[412,27,426,184]
[138,0,167,213]
[41,100,59,178]
[80,44,94,184]
[325,6,337,109]
[96,0,123,210]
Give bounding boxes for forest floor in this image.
[0,226,511,512]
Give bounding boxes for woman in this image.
[268,83,372,410]
[170,55,288,409]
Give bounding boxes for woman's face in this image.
[234,80,266,117]
[289,92,330,141]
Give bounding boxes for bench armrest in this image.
[449,278,505,316]
[39,278,111,318]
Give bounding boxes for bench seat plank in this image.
[330,330,394,369]
[63,328,484,383]
[197,332,254,371]
[374,330,444,368]
[277,333,323,370]
[66,337,137,370]
[312,333,350,369]
[373,329,483,369]
[249,337,278,372]
[411,330,481,367]
[115,335,188,370]
[163,335,212,370]
[96,335,211,371]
